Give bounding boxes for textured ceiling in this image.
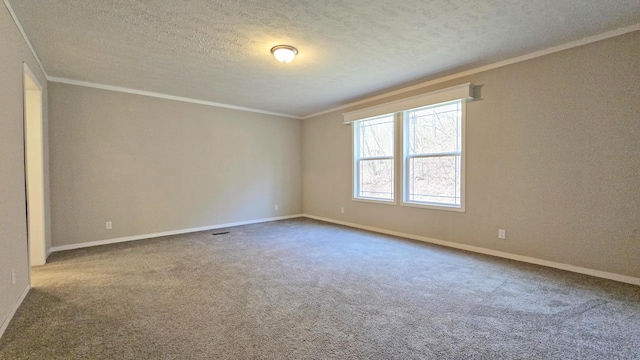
[7,0,640,117]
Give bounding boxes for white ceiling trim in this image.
[5,0,639,121]
[302,23,640,120]
[47,77,303,119]
[3,0,47,79]
[6,0,303,120]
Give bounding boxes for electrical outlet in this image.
[498,229,506,239]
[341,207,345,214]
[274,204,279,211]
[11,269,16,285]
[106,221,112,230]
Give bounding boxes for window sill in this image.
[400,201,465,213]
[352,197,397,206]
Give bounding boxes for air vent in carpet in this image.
[212,231,230,236]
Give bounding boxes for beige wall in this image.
[48,83,302,247]
[0,5,50,331]
[2,10,638,339]
[303,31,640,278]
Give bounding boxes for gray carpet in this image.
[1,218,639,359]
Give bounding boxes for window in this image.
[404,100,463,209]
[347,83,472,211]
[353,114,395,202]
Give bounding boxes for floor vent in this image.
[212,231,230,236]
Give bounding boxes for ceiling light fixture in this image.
[271,45,298,63]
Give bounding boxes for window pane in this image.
[406,102,461,155]
[359,158,394,200]
[358,115,394,158]
[407,156,460,205]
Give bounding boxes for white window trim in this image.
[400,101,466,212]
[347,83,474,212]
[343,83,474,124]
[352,114,396,204]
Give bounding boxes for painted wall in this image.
[48,83,302,247]
[0,4,50,332]
[302,31,640,278]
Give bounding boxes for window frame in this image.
[352,113,396,204]
[346,83,473,212]
[401,99,466,212]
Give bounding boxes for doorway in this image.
[23,63,46,266]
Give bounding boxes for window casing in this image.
[353,114,395,202]
[349,83,472,211]
[403,100,464,210]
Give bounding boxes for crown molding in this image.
[5,0,301,119]
[301,23,640,119]
[47,77,303,119]
[3,0,47,78]
[5,0,638,121]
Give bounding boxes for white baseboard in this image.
[50,214,304,252]
[303,214,640,286]
[0,284,30,339]
[47,213,640,285]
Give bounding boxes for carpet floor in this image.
[1,218,639,359]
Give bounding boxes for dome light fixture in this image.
[271,45,298,63]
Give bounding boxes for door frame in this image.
[23,63,47,267]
